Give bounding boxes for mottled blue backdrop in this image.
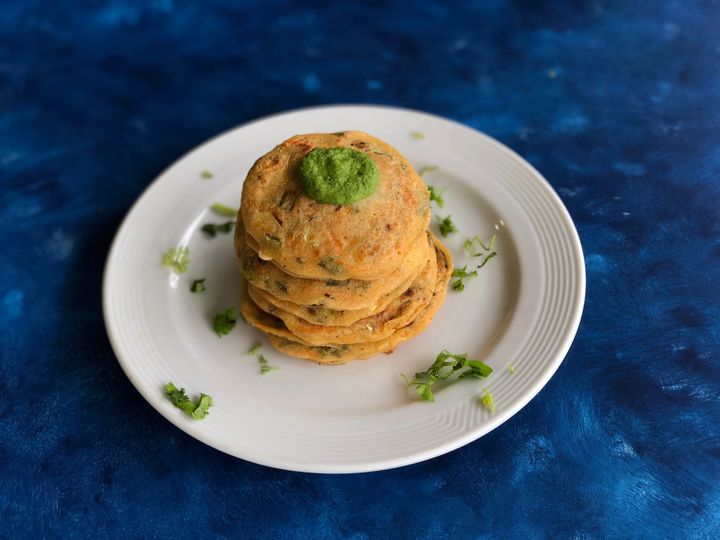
[1,0,719,538]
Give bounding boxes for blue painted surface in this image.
[1,0,719,537]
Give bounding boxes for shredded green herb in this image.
[508,366,515,374]
[190,279,206,293]
[476,251,497,269]
[480,388,495,412]
[210,203,238,217]
[402,350,493,402]
[318,256,343,275]
[437,215,458,237]
[428,186,445,208]
[213,307,238,336]
[411,131,425,140]
[258,354,279,374]
[451,265,478,291]
[201,170,214,179]
[418,165,438,177]
[464,234,497,255]
[463,234,498,270]
[264,233,282,247]
[164,382,213,419]
[275,281,289,294]
[162,247,190,273]
[201,221,235,237]
[248,342,262,355]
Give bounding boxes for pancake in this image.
[248,250,437,346]
[247,235,433,326]
[238,280,314,344]
[266,236,453,364]
[236,221,431,311]
[239,131,431,280]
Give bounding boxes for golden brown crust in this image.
[248,251,437,346]
[264,235,453,363]
[236,221,431,311]
[246,237,433,326]
[238,131,431,280]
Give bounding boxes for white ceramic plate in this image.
[103,105,585,473]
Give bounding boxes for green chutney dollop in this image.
[299,147,379,205]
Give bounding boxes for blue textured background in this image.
[2,0,719,538]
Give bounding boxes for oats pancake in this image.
[236,221,431,311]
[247,235,433,326]
[248,250,437,346]
[238,279,314,344]
[239,131,431,280]
[266,237,453,363]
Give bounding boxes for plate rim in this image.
[102,104,586,473]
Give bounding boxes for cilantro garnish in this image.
[258,354,279,374]
[475,251,497,269]
[190,279,205,293]
[418,165,438,177]
[451,265,478,291]
[213,307,238,336]
[508,366,515,374]
[464,234,497,254]
[201,221,235,237]
[210,203,238,217]
[164,382,213,419]
[402,350,493,402]
[464,234,497,268]
[201,170,213,179]
[480,388,495,412]
[411,131,425,140]
[248,342,262,355]
[437,215,458,237]
[428,185,445,208]
[162,247,190,273]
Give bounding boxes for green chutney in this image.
[299,147,379,205]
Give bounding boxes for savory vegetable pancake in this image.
[235,221,431,311]
[246,254,424,327]
[239,131,431,280]
[248,251,437,345]
[264,236,452,363]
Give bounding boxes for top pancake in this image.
[239,131,431,280]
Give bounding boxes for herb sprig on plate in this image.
[213,307,238,336]
[162,247,190,273]
[437,215,458,237]
[164,383,213,419]
[402,350,492,402]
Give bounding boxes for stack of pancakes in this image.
[235,131,452,364]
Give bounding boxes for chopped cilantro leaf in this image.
[210,203,238,217]
[248,342,262,355]
[258,354,279,374]
[190,279,206,293]
[213,307,238,336]
[201,221,235,237]
[428,185,445,207]
[411,131,425,140]
[418,165,438,177]
[437,215,458,237]
[192,394,213,419]
[451,265,478,291]
[480,388,495,412]
[201,170,213,179]
[164,382,213,419]
[508,366,515,374]
[402,350,493,402]
[162,247,190,273]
